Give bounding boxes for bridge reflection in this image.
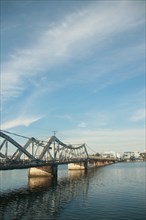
[28,176,54,190]
[0,169,93,219]
[29,170,86,190]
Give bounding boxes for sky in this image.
[0,0,145,155]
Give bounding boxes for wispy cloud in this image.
[78,122,87,128]
[1,115,43,130]
[56,114,72,121]
[1,1,144,102]
[61,128,145,153]
[82,111,110,128]
[130,109,145,122]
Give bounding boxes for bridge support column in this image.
[68,161,88,170]
[88,160,96,168]
[96,161,105,166]
[28,164,58,177]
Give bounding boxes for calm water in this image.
[0,162,145,220]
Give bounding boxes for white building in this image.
[101,151,121,160]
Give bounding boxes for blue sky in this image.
[0,0,145,154]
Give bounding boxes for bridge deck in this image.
[0,157,117,170]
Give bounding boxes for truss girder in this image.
[0,140,7,150]
[38,136,88,162]
[0,152,6,159]
[0,131,88,163]
[11,138,37,160]
[54,143,88,162]
[38,136,54,160]
[0,131,36,160]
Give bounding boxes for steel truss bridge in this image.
[0,131,89,170]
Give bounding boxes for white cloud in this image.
[78,122,87,128]
[1,1,144,102]
[1,116,43,130]
[130,109,145,122]
[60,128,145,154]
[56,114,72,121]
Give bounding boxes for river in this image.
[0,162,145,220]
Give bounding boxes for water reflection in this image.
[68,170,85,180]
[0,163,145,220]
[0,169,90,220]
[28,177,54,190]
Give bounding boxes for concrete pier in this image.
[28,165,58,177]
[68,161,88,170]
[68,160,114,170]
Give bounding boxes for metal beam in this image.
[0,131,36,160]
[39,136,54,160]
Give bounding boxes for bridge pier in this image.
[68,160,114,170]
[68,161,88,170]
[95,161,105,166]
[28,164,58,177]
[87,160,112,168]
[88,160,96,168]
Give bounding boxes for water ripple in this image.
[0,162,145,220]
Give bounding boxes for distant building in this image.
[122,151,142,161]
[122,152,135,161]
[140,150,146,161]
[101,151,121,160]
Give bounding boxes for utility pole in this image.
[52,130,57,137]
[52,131,57,160]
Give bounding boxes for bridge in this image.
[0,130,116,176]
